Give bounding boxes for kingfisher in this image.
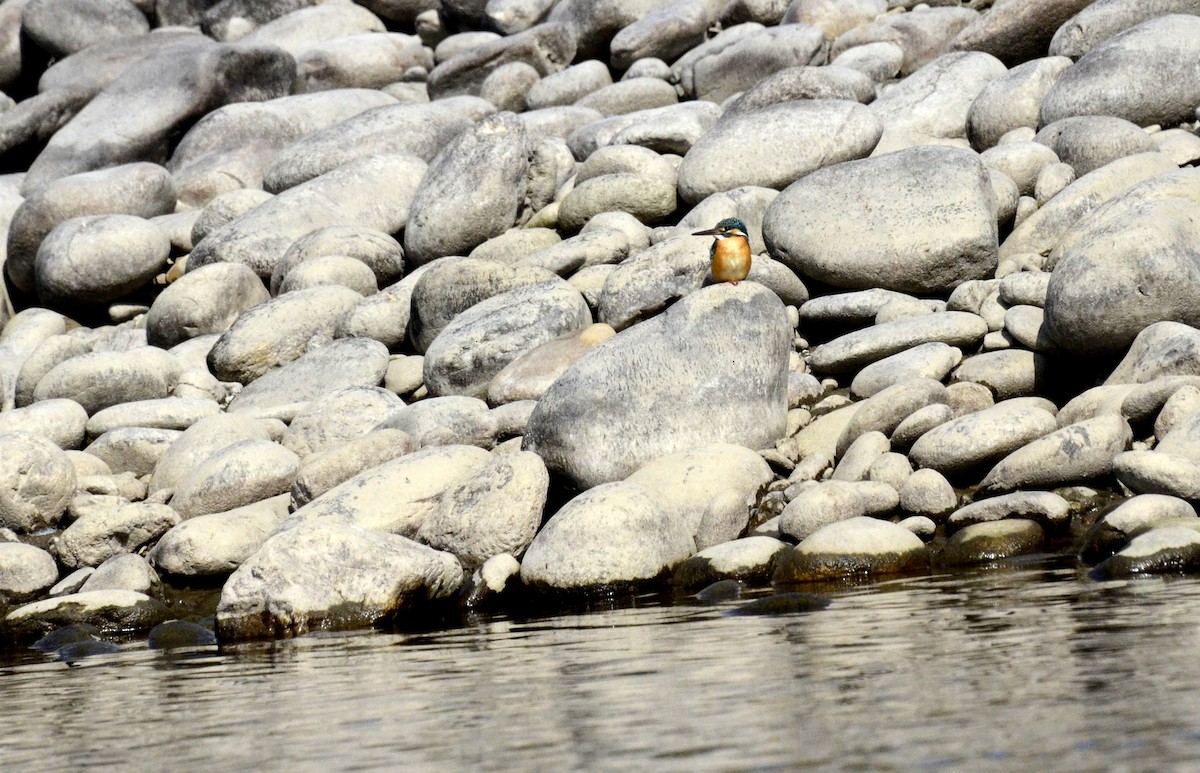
[693,217,752,284]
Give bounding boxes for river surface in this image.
[4,557,1200,772]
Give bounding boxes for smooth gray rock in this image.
[671,535,788,591]
[6,163,176,295]
[169,439,299,519]
[281,386,405,459]
[831,40,903,82]
[1114,450,1200,500]
[148,494,291,578]
[404,113,557,266]
[0,542,58,599]
[567,101,721,159]
[215,519,464,641]
[146,263,270,350]
[1050,0,1200,59]
[1040,15,1200,128]
[0,432,75,532]
[4,589,168,641]
[150,413,272,493]
[0,398,88,449]
[1106,323,1200,386]
[520,480,695,590]
[678,100,881,204]
[277,256,379,296]
[829,7,978,76]
[487,323,615,405]
[79,553,159,595]
[849,343,962,399]
[54,501,179,569]
[977,414,1133,496]
[33,348,181,415]
[270,227,404,296]
[39,28,202,98]
[831,431,890,481]
[517,229,631,275]
[557,169,677,232]
[525,59,611,109]
[891,403,955,449]
[225,337,391,422]
[808,312,988,375]
[870,51,1007,140]
[690,24,826,104]
[608,0,708,71]
[24,38,295,193]
[337,264,432,351]
[773,516,928,582]
[290,429,414,508]
[525,283,789,488]
[427,22,574,98]
[949,0,1094,66]
[295,32,431,92]
[1079,493,1198,563]
[1034,116,1155,177]
[779,479,899,541]
[408,259,556,353]
[837,379,949,457]
[288,444,490,536]
[207,286,362,385]
[596,235,709,331]
[947,493,1069,536]
[188,153,427,279]
[238,2,386,54]
[764,146,997,294]
[85,427,181,477]
[424,279,591,399]
[1090,526,1200,579]
[981,142,1060,197]
[377,396,498,449]
[909,401,1058,479]
[22,0,149,59]
[941,519,1044,565]
[725,65,877,116]
[898,468,957,519]
[260,102,467,194]
[951,349,1050,400]
[575,77,679,116]
[1043,169,1200,357]
[626,443,775,550]
[416,450,548,566]
[34,214,169,310]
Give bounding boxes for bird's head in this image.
[692,217,749,240]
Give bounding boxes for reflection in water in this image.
[4,560,1200,771]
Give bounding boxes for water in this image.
[5,559,1200,772]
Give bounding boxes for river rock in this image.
[764,146,997,294]
[0,542,58,600]
[525,283,789,488]
[690,24,826,104]
[487,323,615,405]
[0,399,87,449]
[215,520,465,641]
[946,490,1071,531]
[288,444,490,536]
[24,38,295,193]
[870,51,1006,140]
[415,450,547,566]
[377,396,498,449]
[940,519,1045,566]
[626,443,774,550]
[950,0,1094,66]
[260,102,467,194]
[6,163,176,295]
[808,312,988,375]
[607,0,708,71]
[290,429,415,508]
[671,535,788,590]
[424,279,591,399]
[1050,0,1200,59]
[32,348,180,415]
[998,152,1177,262]
[207,286,362,384]
[909,401,1058,478]
[1079,493,1199,564]
[280,387,402,460]
[596,235,709,330]
[3,589,169,642]
[54,501,179,569]
[1034,116,1156,177]
[773,516,929,582]
[33,214,169,310]
[296,32,431,92]
[22,0,149,59]
[150,413,271,493]
[850,343,963,399]
[188,153,428,279]
[79,553,159,595]
[337,264,431,351]
[1039,15,1200,129]
[239,2,386,54]
[829,7,978,76]
[778,480,899,541]
[1106,323,1200,386]
[976,414,1132,496]
[1042,168,1200,357]
[146,263,270,349]
[148,494,291,578]
[520,480,695,591]
[837,379,949,457]
[1089,526,1200,580]
[168,439,299,519]
[270,226,404,295]
[526,59,611,108]
[678,100,881,205]
[427,22,575,98]
[967,56,1072,151]
[84,427,180,477]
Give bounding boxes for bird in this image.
[692,217,752,285]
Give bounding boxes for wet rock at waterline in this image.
[773,517,930,583]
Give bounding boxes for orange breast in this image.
[712,240,752,283]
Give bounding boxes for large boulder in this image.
[524,282,789,488]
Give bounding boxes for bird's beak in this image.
[692,228,719,236]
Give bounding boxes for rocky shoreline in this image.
[1,0,1200,655]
